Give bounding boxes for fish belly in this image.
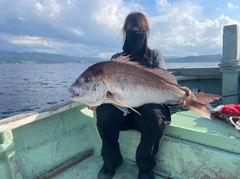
[111,86,181,107]
[104,70,184,107]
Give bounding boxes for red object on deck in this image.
[210,104,240,131]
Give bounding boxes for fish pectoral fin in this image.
[114,98,141,116]
[112,105,130,114]
[106,91,141,116]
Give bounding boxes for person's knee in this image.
[140,103,166,117]
[139,103,163,112]
[96,104,120,126]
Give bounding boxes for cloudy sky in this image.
[0,0,240,58]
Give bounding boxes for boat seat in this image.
[119,109,240,155]
[118,109,240,158]
[117,110,240,178]
[118,109,240,161]
[164,110,240,154]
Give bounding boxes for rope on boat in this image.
[227,116,240,131]
[218,59,240,73]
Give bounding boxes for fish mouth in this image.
[68,88,80,99]
[71,94,80,98]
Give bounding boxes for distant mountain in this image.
[164,54,222,63]
[0,51,222,64]
[0,51,105,64]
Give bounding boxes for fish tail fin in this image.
[189,101,211,119]
[188,92,222,119]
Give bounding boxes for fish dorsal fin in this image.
[112,55,178,86]
[111,54,131,62]
[147,68,178,85]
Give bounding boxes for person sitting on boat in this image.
[88,12,191,179]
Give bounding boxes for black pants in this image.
[96,103,171,171]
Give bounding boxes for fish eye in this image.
[84,77,90,83]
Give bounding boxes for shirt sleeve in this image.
[151,49,166,70]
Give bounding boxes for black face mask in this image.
[122,29,147,60]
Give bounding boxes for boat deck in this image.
[52,155,166,179]
[51,108,240,179]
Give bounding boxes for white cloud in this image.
[148,0,239,56]
[0,33,89,56]
[17,17,28,21]
[34,0,60,17]
[0,33,51,47]
[67,27,84,37]
[98,52,115,58]
[92,0,144,31]
[10,36,50,46]
[228,3,239,10]
[35,2,43,12]
[94,5,122,31]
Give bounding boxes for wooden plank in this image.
[35,149,94,179]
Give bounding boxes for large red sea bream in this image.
[68,55,221,118]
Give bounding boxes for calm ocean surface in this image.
[0,62,218,120]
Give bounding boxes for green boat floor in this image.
[52,155,166,179]
[165,110,240,154]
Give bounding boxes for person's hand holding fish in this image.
[87,106,99,110]
[178,87,192,109]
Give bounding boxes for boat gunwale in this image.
[0,101,83,133]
